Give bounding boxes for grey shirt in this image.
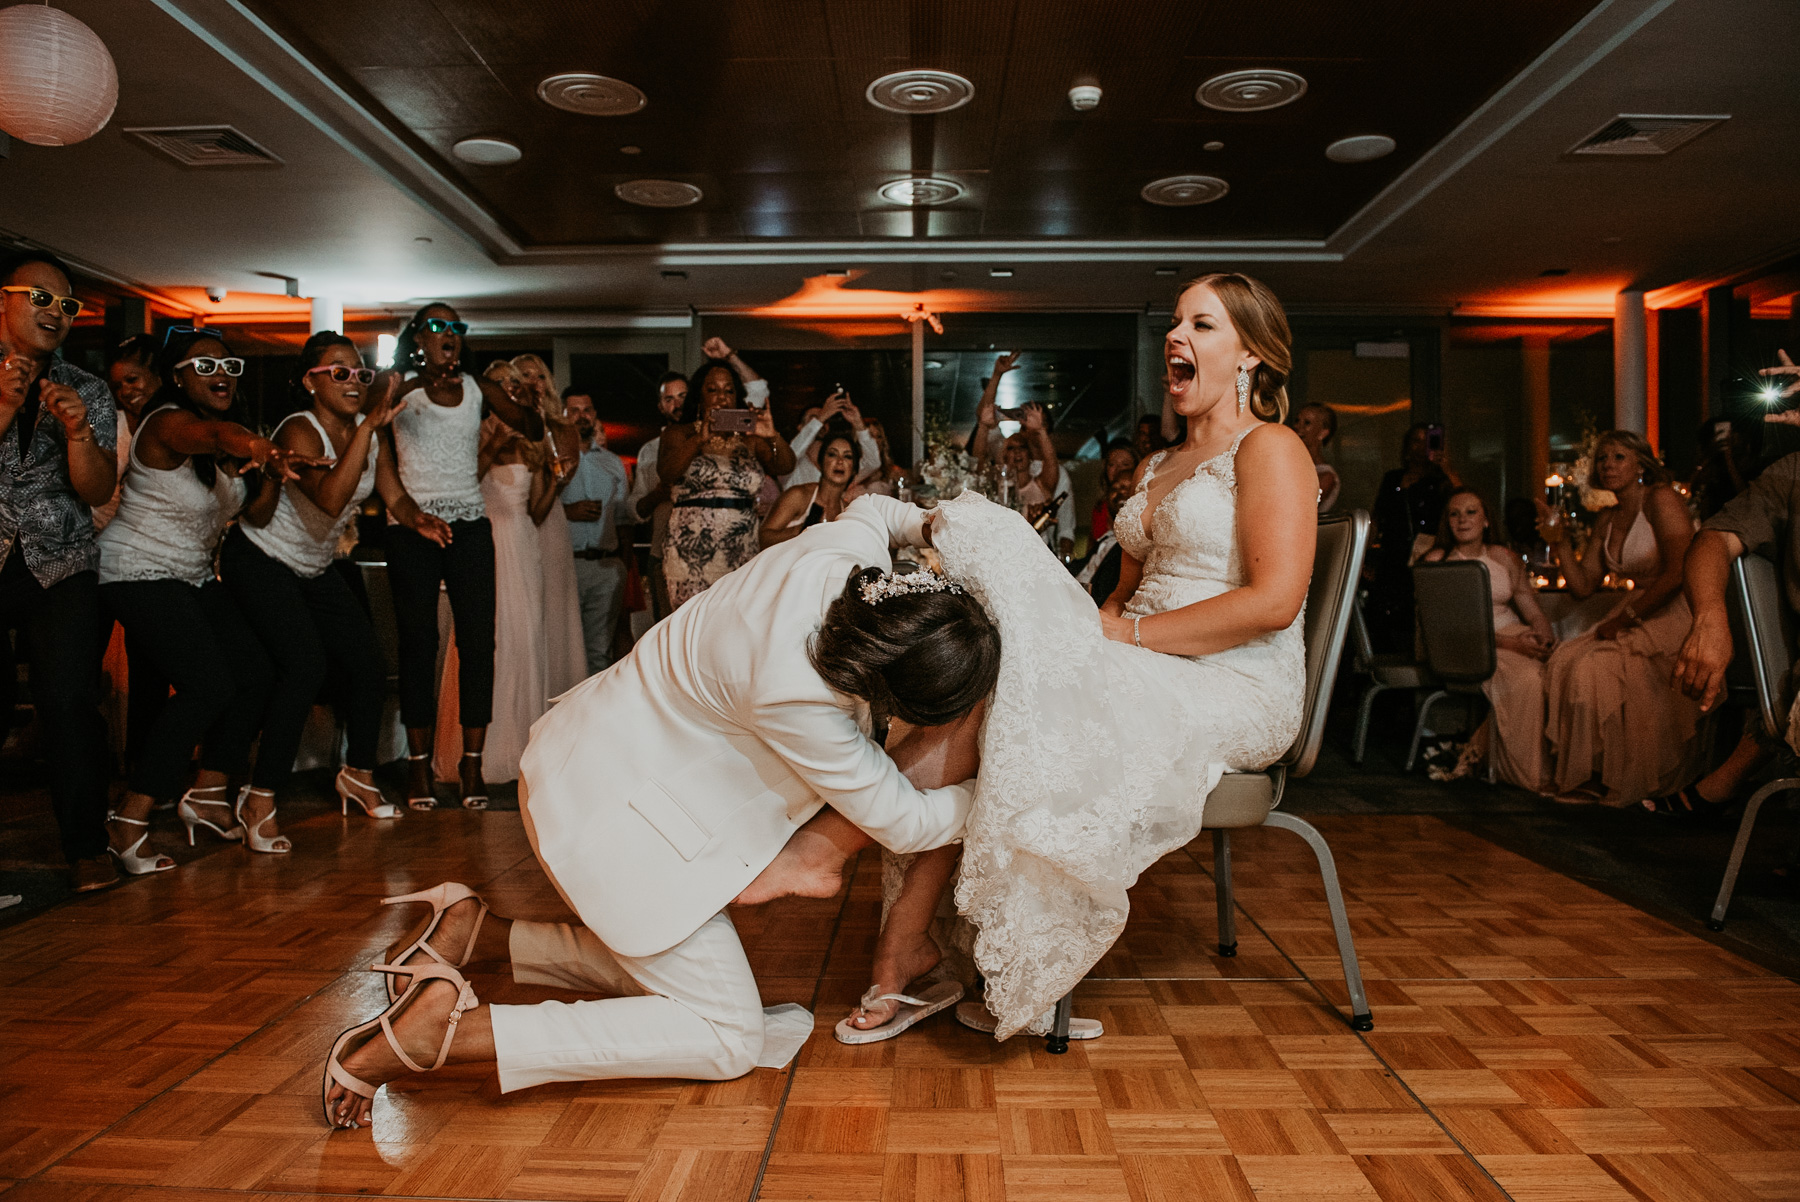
[0,357,118,587]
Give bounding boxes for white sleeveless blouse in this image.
[242,411,376,578]
[390,373,485,523]
[97,405,246,587]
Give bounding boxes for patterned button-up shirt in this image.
[0,357,118,587]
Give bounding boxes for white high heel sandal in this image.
[177,785,244,846]
[106,814,176,875]
[235,786,292,854]
[378,881,489,1002]
[405,753,436,811]
[336,769,403,819]
[458,752,489,811]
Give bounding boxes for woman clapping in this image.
[220,332,403,824]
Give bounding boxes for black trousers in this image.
[0,549,110,864]
[220,529,387,786]
[101,575,276,799]
[98,604,169,777]
[385,518,495,730]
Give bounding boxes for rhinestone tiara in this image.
[859,569,964,606]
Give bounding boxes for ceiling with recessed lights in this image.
[234,0,1599,246]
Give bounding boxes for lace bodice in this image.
[97,406,246,587]
[1115,430,1252,611]
[391,374,486,523]
[242,411,375,578]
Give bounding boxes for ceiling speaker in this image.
[615,179,702,207]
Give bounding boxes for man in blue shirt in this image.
[561,390,631,673]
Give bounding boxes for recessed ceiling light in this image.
[824,269,851,277]
[1154,266,1177,276]
[1196,69,1307,112]
[940,270,958,281]
[878,177,966,206]
[1325,134,1396,163]
[451,136,521,165]
[866,70,974,114]
[990,268,1013,278]
[660,270,687,280]
[414,236,433,243]
[620,145,641,155]
[1141,175,1228,206]
[538,73,647,116]
[616,179,702,207]
[1539,268,1570,277]
[1203,140,1225,152]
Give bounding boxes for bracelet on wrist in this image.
[1132,614,1143,648]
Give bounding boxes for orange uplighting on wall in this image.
[1455,278,1636,319]
[742,271,1020,337]
[158,287,314,322]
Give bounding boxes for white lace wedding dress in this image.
[930,426,1304,1038]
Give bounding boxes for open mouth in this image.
[1166,347,1195,389]
[207,381,232,401]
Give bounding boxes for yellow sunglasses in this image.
[0,285,82,319]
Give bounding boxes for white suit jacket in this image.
[518,494,973,957]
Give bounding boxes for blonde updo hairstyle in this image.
[510,353,563,422]
[1594,429,1672,487]
[1179,271,1293,423]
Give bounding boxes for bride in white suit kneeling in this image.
[322,494,997,1128]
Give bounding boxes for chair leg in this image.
[1213,830,1237,956]
[1264,812,1373,1031]
[1708,779,1798,930]
[1353,684,1385,764]
[1404,690,1449,772]
[1045,992,1074,1054]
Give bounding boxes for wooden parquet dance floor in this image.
[3,804,1799,1202]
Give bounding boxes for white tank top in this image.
[242,410,377,578]
[390,373,485,522]
[98,405,247,587]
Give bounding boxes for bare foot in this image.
[735,827,852,905]
[325,980,459,1129]
[846,929,943,1031]
[387,896,509,994]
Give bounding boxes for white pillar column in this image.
[1614,289,1648,436]
[1523,334,1551,492]
[911,316,925,466]
[310,295,343,336]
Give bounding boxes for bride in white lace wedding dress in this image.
[748,274,1320,1042]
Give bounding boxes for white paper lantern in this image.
[0,5,119,147]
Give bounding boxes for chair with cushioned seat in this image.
[1408,560,1500,779]
[1043,510,1377,1052]
[1349,592,1436,765]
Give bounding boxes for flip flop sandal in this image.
[833,980,963,1045]
[954,999,1104,1040]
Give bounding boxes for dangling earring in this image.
[1236,365,1250,416]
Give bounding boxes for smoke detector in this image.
[1326,134,1396,163]
[1140,175,1229,206]
[1568,114,1728,156]
[615,179,702,207]
[1196,69,1307,112]
[451,136,522,165]
[538,73,647,116]
[866,70,974,114]
[878,177,965,206]
[1068,84,1102,112]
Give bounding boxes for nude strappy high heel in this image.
[459,752,489,811]
[378,881,489,1002]
[177,785,244,845]
[336,769,403,820]
[235,786,291,854]
[405,753,436,811]
[106,814,176,875]
[321,961,478,1129]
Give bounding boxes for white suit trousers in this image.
[489,911,810,1092]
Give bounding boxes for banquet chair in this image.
[1349,593,1436,764]
[1708,553,1798,930]
[1045,510,1376,1051]
[1407,560,1500,777]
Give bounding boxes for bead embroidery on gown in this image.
[930,426,1304,1038]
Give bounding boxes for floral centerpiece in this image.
[911,403,996,506]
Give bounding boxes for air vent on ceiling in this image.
[1196,69,1307,113]
[538,73,647,116]
[1141,174,1229,206]
[878,177,965,206]
[866,70,974,114]
[123,125,281,168]
[1568,114,1728,157]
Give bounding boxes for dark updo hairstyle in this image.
[811,567,1000,727]
[107,333,158,372]
[679,358,745,424]
[149,328,247,489]
[393,302,463,375]
[291,330,358,409]
[818,424,862,476]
